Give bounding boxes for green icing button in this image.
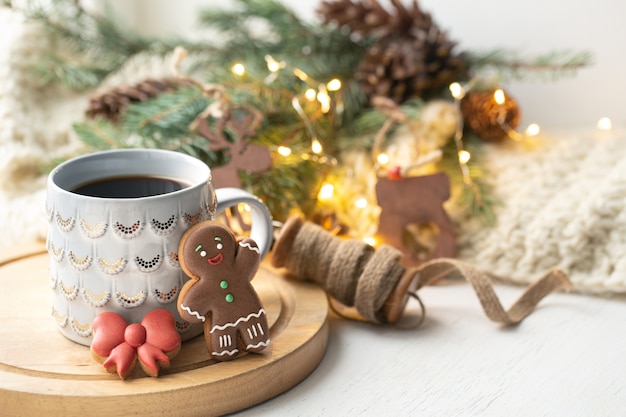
[225,293,234,303]
[220,280,229,289]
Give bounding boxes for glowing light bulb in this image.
[355,198,368,209]
[377,153,389,165]
[597,117,613,131]
[317,90,331,113]
[277,146,292,156]
[525,123,541,136]
[293,68,309,81]
[318,183,334,201]
[493,89,506,105]
[231,63,245,76]
[326,78,342,91]
[304,88,317,101]
[458,150,471,164]
[312,139,323,154]
[449,82,464,99]
[363,237,376,246]
[265,55,284,72]
[269,61,281,72]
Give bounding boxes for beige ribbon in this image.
[411,258,572,326]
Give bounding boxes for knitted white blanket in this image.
[0,7,173,246]
[2,7,624,295]
[0,8,81,246]
[457,129,626,294]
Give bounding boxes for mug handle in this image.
[215,187,273,260]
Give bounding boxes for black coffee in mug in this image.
[71,175,191,198]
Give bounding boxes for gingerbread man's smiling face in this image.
[182,223,238,275]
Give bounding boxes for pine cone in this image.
[317,0,397,36]
[86,77,195,121]
[356,32,467,103]
[322,0,469,103]
[460,89,521,142]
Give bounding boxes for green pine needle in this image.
[22,0,207,89]
[198,0,370,83]
[122,88,210,140]
[72,118,128,150]
[35,56,111,90]
[439,134,500,226]
[467,49,593,81]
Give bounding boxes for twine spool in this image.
[272,216,573,326]
[272,216,420,324]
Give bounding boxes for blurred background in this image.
[89,0,626,128]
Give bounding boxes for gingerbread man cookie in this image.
[177,221,270,360]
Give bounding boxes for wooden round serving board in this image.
[0,243,329,417]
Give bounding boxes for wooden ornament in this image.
[460,89,521,142]
[196,105,272,188]
[375,172,456,267]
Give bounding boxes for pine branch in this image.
[199,0,307,50]
[74,87,212,150]
[122,88,209,140]
[72,118,129,150]
[171,135,227,167]
[35,56,111,90]
[21,0,207,89]
[467,49,593,81]
[241,155,329,221]
[439,133,500,226]
[457,170,499,226]
[206,66,367,156]
[336,98,426,151]
[201,0,301,29]
[198,0,371,82]
[73,101,231,170]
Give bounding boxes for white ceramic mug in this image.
[46,148,273,346]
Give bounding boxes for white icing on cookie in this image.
[180,304,206,322]
[238,241,260,254]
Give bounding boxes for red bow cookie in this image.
[91,309,181,379]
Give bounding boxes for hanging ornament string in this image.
[170,46,230,127]
[448,79,484,206]
[370,96,443,178]
[291,96,329,160]
[272,215,572,327]
[265,53,341,160]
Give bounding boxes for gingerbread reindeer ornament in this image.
[177,221,270,360]
[196,105,272,189]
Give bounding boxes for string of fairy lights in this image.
[232,54,340,166]
[226,56,616,242]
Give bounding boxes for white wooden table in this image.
[234,281,625,416]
